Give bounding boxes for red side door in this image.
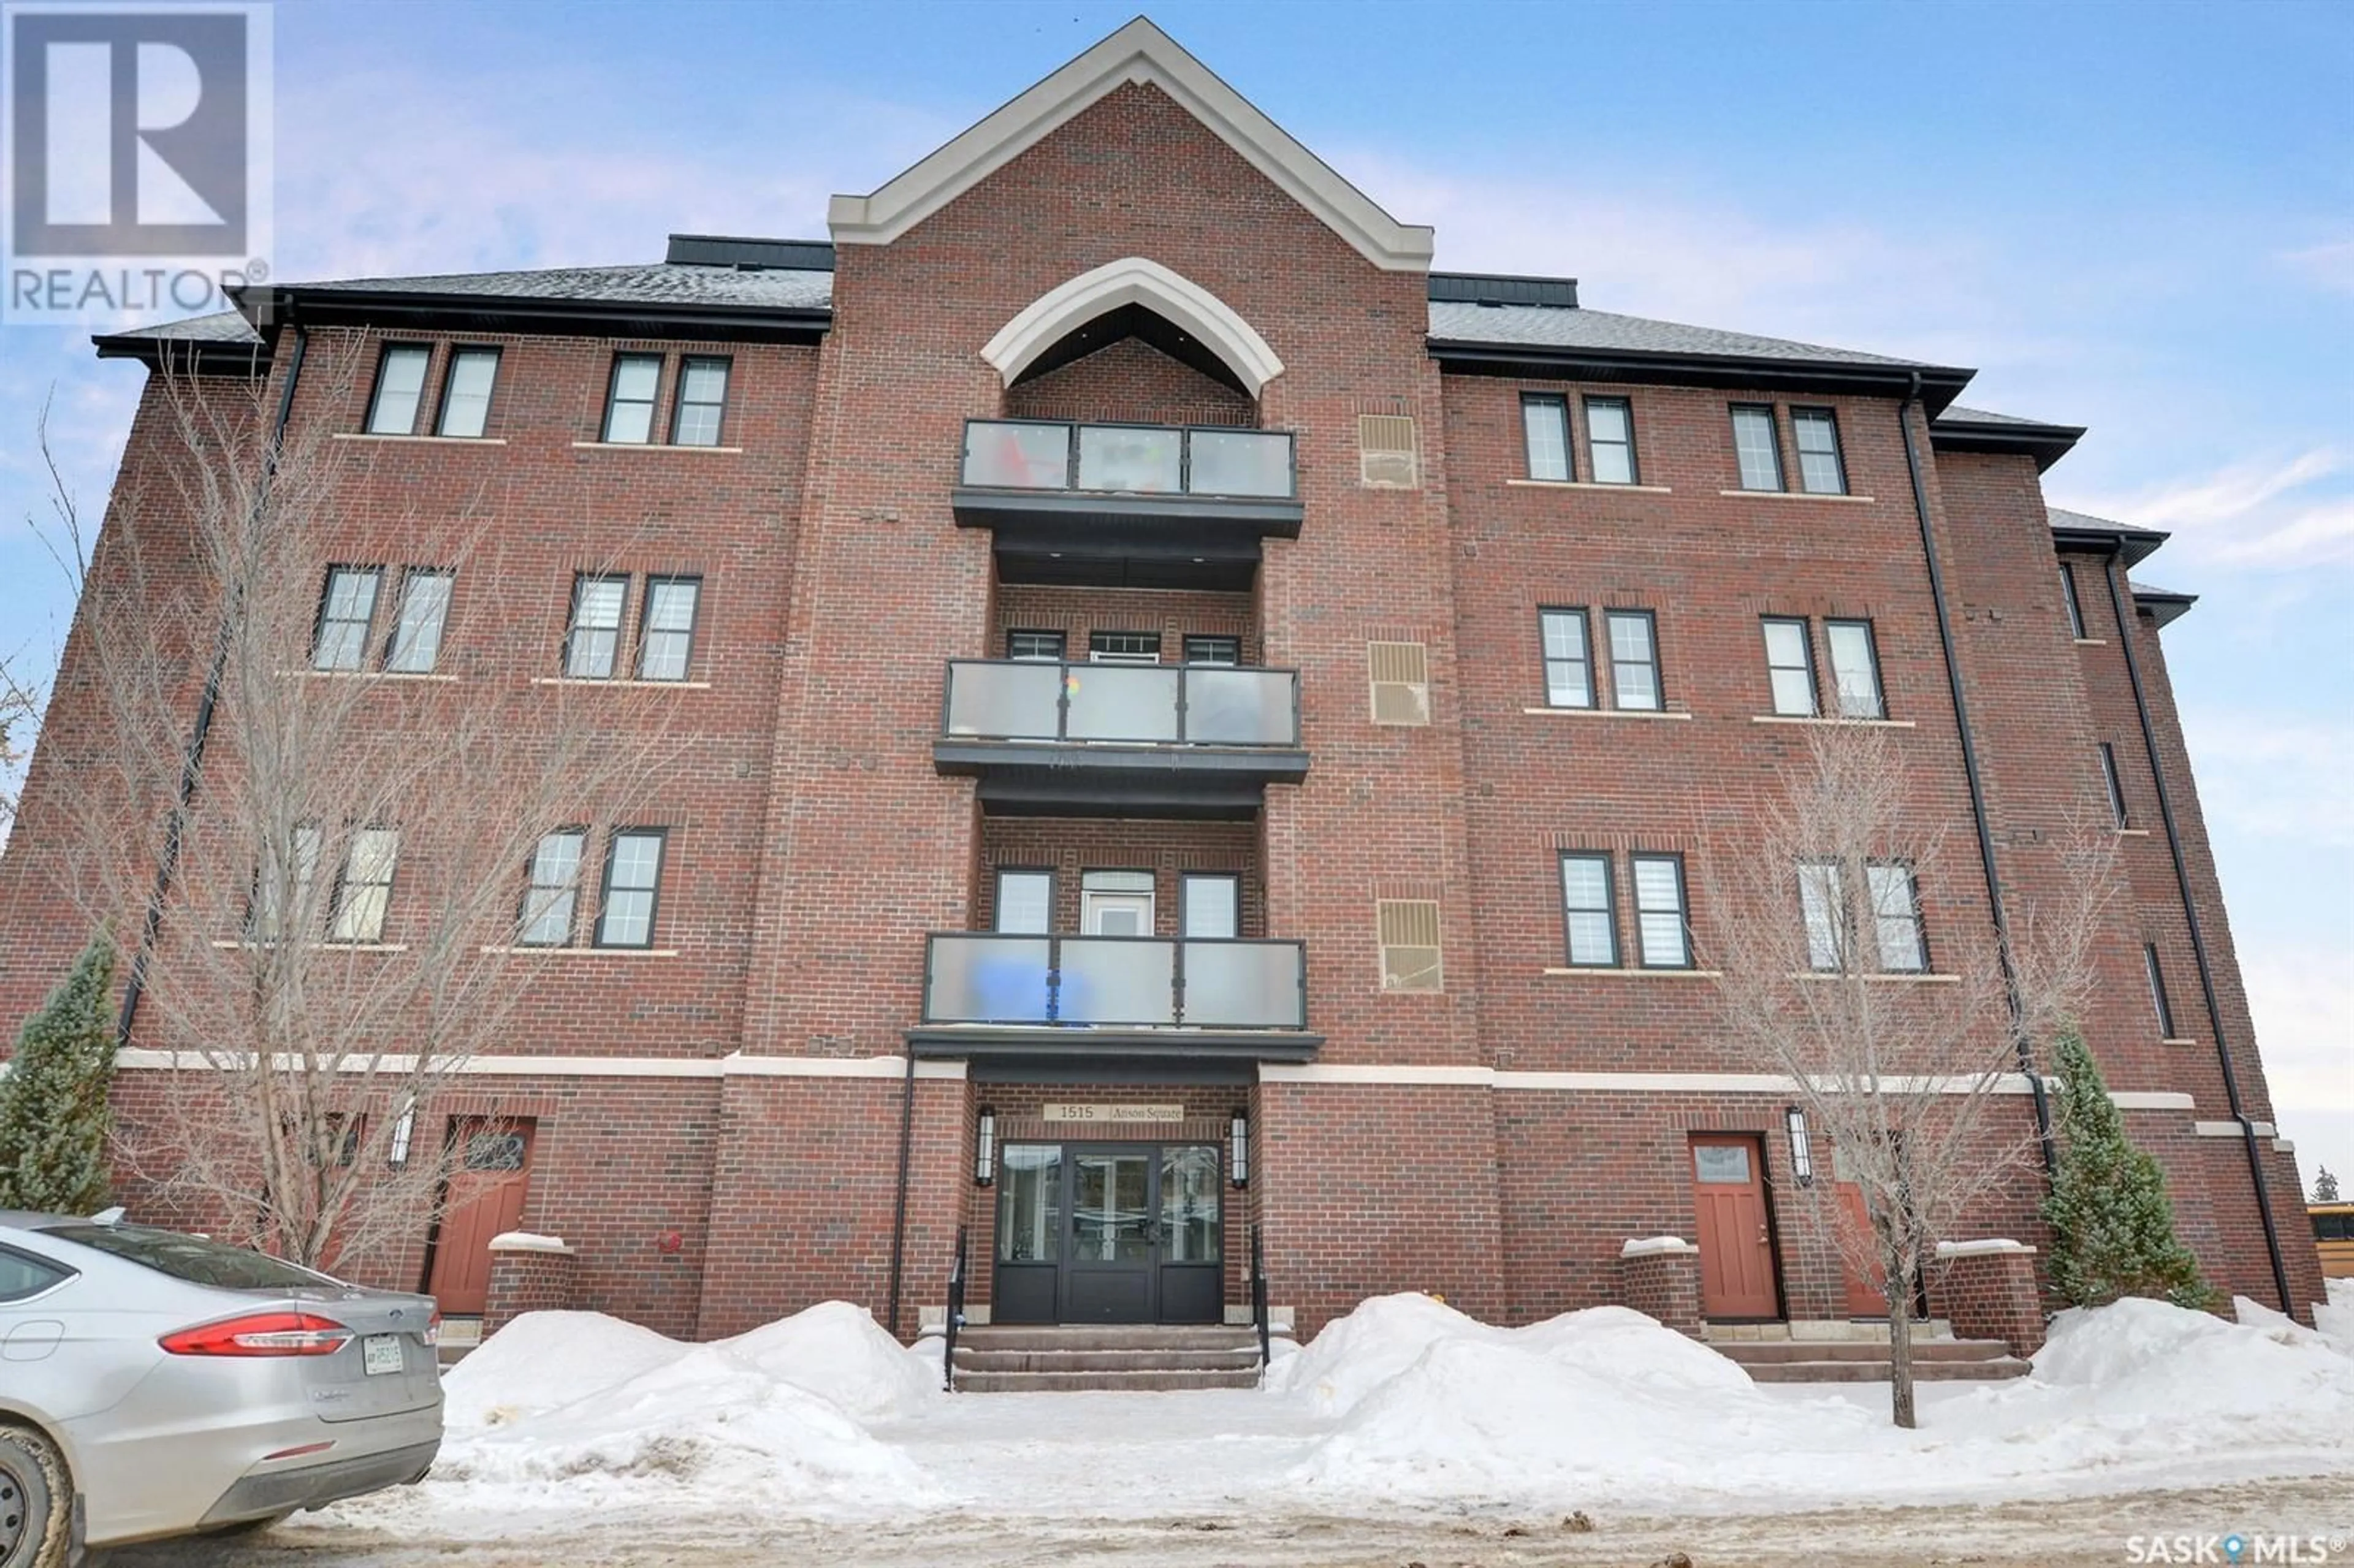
[1689,1134,1779,1319]
[1835,1170,1890,1317]
[426,1119,536,1315]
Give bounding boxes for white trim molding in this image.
[1936,1238,2036,1258]
[828,18,1433,271]
[2195,1119,2277,1138]
[2109,1090,2198,1111]
[981,256,1284,395]
[112,1049,967,1082]
[1258,1063,1493,1087]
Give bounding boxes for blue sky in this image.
[2,0,2348,1187]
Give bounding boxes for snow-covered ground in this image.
[281,1279,2354,1558]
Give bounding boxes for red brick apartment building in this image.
[0,20,2323,1343]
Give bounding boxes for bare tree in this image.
[4,394,95,839]
[1706,724,2112,1427]
[31,342,680,1274]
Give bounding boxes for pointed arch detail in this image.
[980,257,1284,399]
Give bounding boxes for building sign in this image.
[1042,1103,1184,1124]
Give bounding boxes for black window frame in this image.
[1823,617,1886,720]
[1179,870,1243,940]
[1537,606,1596,710]
[2059,561,2089,638]
[1583,395,1639,485]
[517,827,590,948]
[1797,858,1846,972]
[1087,630,1161,663]
[601,352,665,444]
[311,564,384,672]
[1557,850,1619,969]
[2098,742,2131,828]
[1867,860,1929,973]
[1520,392,1573,482]
[1761,615,1819,717]
[249,823,324,943]
[363,343,432,436]
[594,827,669,950]
[383,566,455,674]
[2144,942,2177,1038]
[326,826,400,946]
[1005,629,1067,662]
[1729,403,1786,492]
[1790,405,1849,496]
[433,345,501,438]
[992,866,1056,935]
[1629,851,1693,970]
[1604,607,1664,711]
[635,574,704,682]
[1181,634,1242,666]
[563,572,631,679]
[670,355,732,447]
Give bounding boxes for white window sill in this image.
[2115,828,2151,837]
[570,441,744,454]
[1790,970,1959,984]
[479,945,680,957]
[2073,637,2108,646]
[333,433,506,446]
[1750,714,1914,729]
[301,669,459,683]
[2160,1037,2198,1047]
[210,939,409,953]
[1542,966,1721,979]
[1522,706,1693,720]
[1718,489,1875,504]
[530,677,712,690]
[1506,479,1673,495]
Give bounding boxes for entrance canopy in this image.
[981,257,1284,398]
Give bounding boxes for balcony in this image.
[908,933,1318,1064]
[934,660,1308,817]
[951,420,1303,588]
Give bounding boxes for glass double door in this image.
[994,1143,1224,1324]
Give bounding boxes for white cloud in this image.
[2242,947,2354,1193]
[2181,710,2354,849]
[2277,238,2354,296]
[2055,448,2354,570]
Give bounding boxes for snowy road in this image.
[109,1475,2354,1568]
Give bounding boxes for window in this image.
[252,825,322,941]
[2099,742,2130,828]
[1539,609,1593,709]
[602,354,662,444]
[1183,634,1241,666]
[365,345,430,435]
[1868,863,1925,972]
[565,574,628,679]
[595,829,666,948]
[1181,873,1240,939]
[672,357,730,446]
[1731,405,1784,491]
[1798,862,1845,971]
[1585,397,1637,485]
[1080,869,1155,935]
[1762,617,1817,716]
[636,576,701,682]
[312,566,381,671]
[1607,610,1662,710]
[1007,630,1065,662]
[0,1247,71,1304]
[436,348,499,438]
[384,569,453,674]
[1558,853,1617,967]
[1791,407,1848,495]
[329,829,399,943]
[2059,561,2088,638]
[1824,620,1884,718]
[1522,394,1572,482]
[2144,943,2177,1037]
[1089,630,1160,664]
[994,869,1053,934]
[1632,853,1691,968]
[519,829,587,946]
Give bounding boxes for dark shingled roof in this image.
[282,261,834,312]
[1426,300,1934,368]
[2049,506,2170,570]
[1937,404,2054,427]
[97,309,262,345]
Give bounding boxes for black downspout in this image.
[1895,375,2055,1173]
[2100,558,2295,1312]
[883,1046,917,1340]
[116,322,309,1048]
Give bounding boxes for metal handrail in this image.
[943,1223,967,1393]
[1251,1222,1271,1368]
[939,658,1303,748]
[920,932,1309,1029]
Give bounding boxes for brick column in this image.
[482,1233,579,1338]
[1618,1236,1703,1336]
[1929,1239,2045,1356]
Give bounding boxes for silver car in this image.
[0,1212,441,1567]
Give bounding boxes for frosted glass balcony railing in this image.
[961,420,1295,500]
[942,661,1299,747]
[921,934,1308,1029]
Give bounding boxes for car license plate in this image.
[362,1334,405,1376]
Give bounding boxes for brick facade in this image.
[0,23,2322,1353]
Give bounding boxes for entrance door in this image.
[1066,1147,1154,1322]
[1832,1144,1889,1317]
[1081,870,1155,937]
[994,1141,1224,1325]
[1689,1134,1778,1320]
[427,1119,535,1315]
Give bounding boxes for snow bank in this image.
[1282,1291,2354,1507]
[2316,1277,2354,1345]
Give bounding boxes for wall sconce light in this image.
[975,1108,997,1187]
[1786,1105,1814,1186]
[1230,1113,1250,1188]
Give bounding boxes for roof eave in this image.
[1425,338,1974,414]
[2135,588,2196,628]
[230,284,832,346]
[1929,419,2087,473]
[2050,522,2169,570]
[91,331,273,376]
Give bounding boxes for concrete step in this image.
[954,1346,1263,1374]
[1740,1355,2032,1383]
[954,1325,1260,1352]
[1716,1338,2013,1364]
[955,1367,1265,1393]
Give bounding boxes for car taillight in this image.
[160,1312,354,1357]
[423,1310,442,1347]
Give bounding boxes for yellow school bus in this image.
[2312,1203,2354,1279]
